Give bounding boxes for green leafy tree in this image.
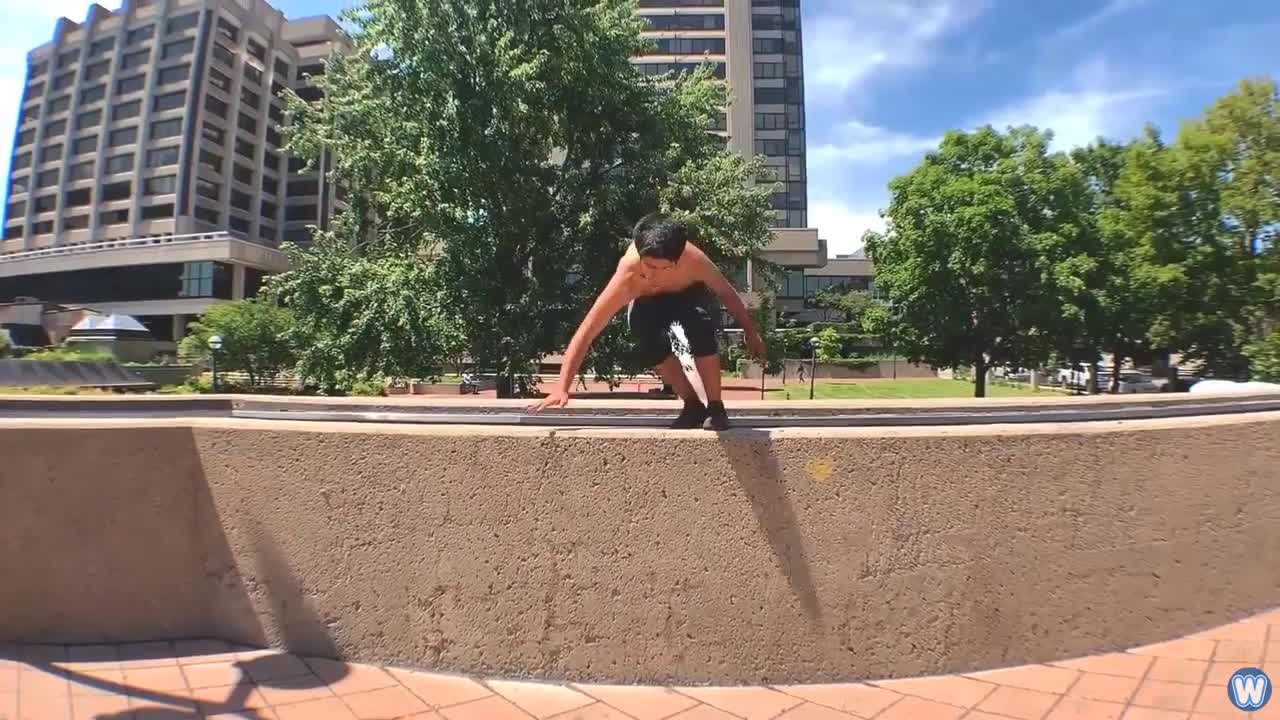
[814,288,881,331]
[1170,78,1280,378]
[280,0,776,396]
[1245,331,1280,382]
[263,239,456,392]
[864,126,1097,397]
[813,326,842,361]
[178,299,296,387]
[0,330,11,358]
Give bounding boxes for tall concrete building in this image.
[633,0,826,301]
[0,0,349,341]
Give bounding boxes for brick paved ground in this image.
[3,608,1277,719]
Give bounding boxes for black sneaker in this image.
[703,401,731,431]
[670,400,708,429]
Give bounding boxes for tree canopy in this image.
[273,0,777,393]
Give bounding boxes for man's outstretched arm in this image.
[529,269,633,411]
[695,251,767,358]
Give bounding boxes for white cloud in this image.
[810,200,886,257]
[805,0,988,101]
[810,120,939,167]
[977,58,1167,150]
[1050,0,1153,42]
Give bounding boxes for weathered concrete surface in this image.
[2,413,1279,685]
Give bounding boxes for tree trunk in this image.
[1088,361,1100,394]
[1109,346,1123,394]
[973,355,987,398]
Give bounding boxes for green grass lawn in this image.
[766,378,1044,400]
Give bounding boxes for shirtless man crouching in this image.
[528,213,766,430]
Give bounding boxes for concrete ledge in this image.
[2,413,1279,685]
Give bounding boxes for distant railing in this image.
[0,231,265,263]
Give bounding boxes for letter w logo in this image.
[1232,673,1270,708]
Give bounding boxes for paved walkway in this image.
[3,608,1277,720]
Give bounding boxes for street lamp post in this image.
[808,336,819,401]
[208,335,223,393]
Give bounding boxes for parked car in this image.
[1115,373,1158,393]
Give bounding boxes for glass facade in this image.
[0,262,233,304]
[751,0,806,229]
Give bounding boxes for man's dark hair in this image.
[632,213,688,262]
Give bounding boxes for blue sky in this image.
[3,0,1278,254]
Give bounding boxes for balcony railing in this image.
[0,231,252,264]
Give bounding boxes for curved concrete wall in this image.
[3,413,1279,685]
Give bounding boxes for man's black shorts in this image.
[627,282,721,367]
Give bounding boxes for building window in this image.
[295,86,323,103]
[233,164,254,185]
[8,175,29,195]
[104,155,133,175]
[20,106,40,125]
[37,169,59,188]
[259,200,277,219]
[268,103,285,125]
[64,188,91,208]
[755,112,786,130]
[34,194,56,213]
[195,178,220,200]
[194,205,219,224]
[99,208,129,225]
[234,138,255,160]
[273,58,289,78]
[40,144,63,163]
[157,64,190,85]
[112,99,142,121]
[44,118,67,138]
[754,62,785,79]
[230,189,252,211]
[90,37,115,56]
[244,64,263,86]
[72,136,98,155]
[17,129,35,147]
[109,126,138,146]
[28,61,48,78]
[101,180,131,201]
[216,17,240,43]
[205,94,228,118]
[199,149,223,172]
[153,90,186,112]
[32,220,53,234]
[288,179,319,196]
[287,155,308,173]
[52,72,75,91]
[261,175,277,195]
[240,86,260,108]
[116,74,145,95]
[80,84,106,105]
[298,63,325,79]
[247,39,266,62]
[144,175,177,195]
[76,109,102,130]
[13,153,31,171]
[61,214,88,231]
[238,112,257,134]
[201,121,224,144]
[645,37,725,54]
[126,24,155,45]
[69,161,94,181]
[259,224,276,241]
[84,60,110,81]
[162,38,194,60]
[146,146,180,168]
[150,118,182,140]
[122,49,150,70]
[229,214,251,233]
[209,67,232,93]
[283,228,310,245]
[265,126,281,147]
[24,82,45,102]
[180,261,215,297]
[644,14,725,30]
[140,203,173,220]
[48,95,71,114]
[212,43,234,67]
[166,13,199,34]
[286,204,316,222]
